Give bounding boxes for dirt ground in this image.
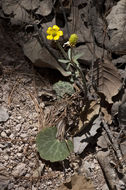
[0,1,126,190]
[0,19,107,190]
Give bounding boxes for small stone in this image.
[9,134,14,139]
[20,133,27,138]
[12,163,26,177]
[32,163,45,178]
[17,153,22,157]
[32,170,39,178]
[15,124,21,132]
[17,116,22,120]
[8,183,14,189]
[1,131,7,138]
[0,106,9,122]
[32,185,37,190]
[4,155,9,161]
[5,129,11,136]
[97,135,108,149]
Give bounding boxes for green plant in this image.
[36,126,73,162]
[36,26,88,162]
[53,80,75,98]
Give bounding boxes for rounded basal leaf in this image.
[53,81,74,98]
[36,127,73,162]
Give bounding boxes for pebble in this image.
[32,185,37,190]
[4,155,9,161]
[9,133,15,139]
[15,124,21,132]
[8,183,14,189]
[20,133,27,138]
[17,153,22,157]
[5,129,11,136]
[0,106,9,122]
[12,163,27,177]
[32,163,45,178]
[1,131,7,138]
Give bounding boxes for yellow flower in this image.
[46,25,63,41]
[69,34,78,46]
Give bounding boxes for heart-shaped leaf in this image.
[36,126,73,162]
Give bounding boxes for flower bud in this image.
[69,34,78,46]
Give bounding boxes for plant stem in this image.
[70,47,87,97]
[56,41,68,60]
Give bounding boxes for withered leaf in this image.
[93,59,122,103]
[77,100,100,133]
[101,107,112,125]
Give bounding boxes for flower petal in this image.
[57,30,63,36]
[53,25,60,31]
[47,35,53,40]
[54,35,60,41]
[47,27,52,34]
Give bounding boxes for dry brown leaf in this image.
[93,59,122,103]
[101,107,112,125]
[78,100,100,131]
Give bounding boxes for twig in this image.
[8,78,20,106]
[102,119,123,167]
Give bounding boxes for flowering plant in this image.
[46,25,63,41]
[46,25,86,93]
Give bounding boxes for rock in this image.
[20,0,39,11]
[106,0,126,52]
[79,161,93,179]
[0,175,10,190]
[101,184,109,190]
[36,0,53,16]
[15,124,21,132]
[73,117,101,154]
[12,163,26,177]
[2,0,31,25]
[1,0,17,15]
[8,183,14,189]
[32,185,37,190]
[32,163,45,178]
[0,106,9,122]
[23,38,70,77]
[120,141,126,156]
[0,166,11,190]
[1,131,7,138]
[97,135,108,149]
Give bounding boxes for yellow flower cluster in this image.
[46,25,63,41]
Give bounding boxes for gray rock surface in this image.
[23,38,70,76]
[74,117,101,154]
[36,0,53,16]
[106,0,126,52]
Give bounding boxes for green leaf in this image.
[53,80,75,98]
[36,127,73,162]
[73,59,80,67]
[58,59,70,64]
[73,53,84,60]
[68,49,71,60]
